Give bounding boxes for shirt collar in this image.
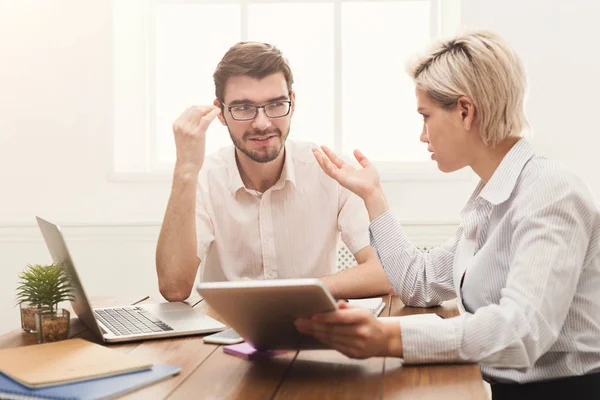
[227,142,297,196]
[276,142,296,189]
[462,138,535,215]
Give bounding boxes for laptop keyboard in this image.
[94,307,173,336]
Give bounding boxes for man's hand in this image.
[172,106,221,175]
[295,301,403,359]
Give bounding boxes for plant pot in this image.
[20,303,49,333]
[35,309,70,343]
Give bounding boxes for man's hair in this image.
[408,30,529,145]
[213,42,294,102]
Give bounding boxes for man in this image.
[156,42,391,302]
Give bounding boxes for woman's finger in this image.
[295,318,361,338]
[312,332,368,358]
[295,318,314,335]
[321,146,346,169]
[313,149,344,182]
[312,307,371,324]
[353,149,371,168]
[309,322,365,338]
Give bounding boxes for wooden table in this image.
[0,295,487,399]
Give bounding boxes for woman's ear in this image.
[458,96,475,131]
[214,99,227,126]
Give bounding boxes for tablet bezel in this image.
[196,278,338,350]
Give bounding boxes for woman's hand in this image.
[295,301,403,359]
[312,146,390,220]
[312,146,381,200]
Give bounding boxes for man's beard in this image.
[228,126,290,163]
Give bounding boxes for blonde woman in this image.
[295,31,600,399]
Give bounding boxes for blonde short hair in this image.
[409,30,528,145]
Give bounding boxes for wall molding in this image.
[0,222,459,245]
[0,224,160,243]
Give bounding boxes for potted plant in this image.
[16,263,75,343]
[16,264,49,333]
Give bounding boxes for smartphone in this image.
[203,328,244,345]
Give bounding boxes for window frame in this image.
[110,0,473,183]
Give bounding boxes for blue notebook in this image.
[0,364,181,400]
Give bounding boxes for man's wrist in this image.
[173,163,201,183]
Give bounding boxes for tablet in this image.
[196,278,338,350]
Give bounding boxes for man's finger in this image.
[176,106,198,124]
[197,107,221,130]
[186,105,210,119]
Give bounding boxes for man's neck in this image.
[236,148,286,193]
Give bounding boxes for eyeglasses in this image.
[222,99,292,121]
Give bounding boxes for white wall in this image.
[461,0,600,189]
[2,0,600,334]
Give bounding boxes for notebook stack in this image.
[0,338,180,400]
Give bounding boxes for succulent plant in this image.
[16,263,75,313]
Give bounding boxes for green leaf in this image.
[15,263,75,309]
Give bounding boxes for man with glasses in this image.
[156,42,392,302]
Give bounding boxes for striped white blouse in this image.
[370,138,600,383]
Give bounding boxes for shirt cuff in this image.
[369,210,413,262]
[401,316,462,364]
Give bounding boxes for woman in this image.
[295,31,600,399]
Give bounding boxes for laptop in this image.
[36,217,226,343]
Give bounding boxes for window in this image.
[112,0,463,180]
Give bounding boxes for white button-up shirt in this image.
[196,140,370,282]
[370,138,600,383]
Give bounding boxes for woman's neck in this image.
[470,136,521,183]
